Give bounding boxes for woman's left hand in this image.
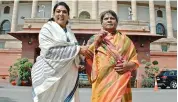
[78,65,85,71]
[114,60,136,74]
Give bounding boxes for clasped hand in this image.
[114,60,131,74]
[79,45,93,59]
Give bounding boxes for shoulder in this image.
[39,22,52,36]
[87,35,96,45]
[118,31,131,41]
[42,21,52,28]
[40,21,54,33]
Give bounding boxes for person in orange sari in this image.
[83,10,139,102]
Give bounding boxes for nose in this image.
[59,11,63,15]
[107,18,112,22]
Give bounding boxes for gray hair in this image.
[100,10,118,24]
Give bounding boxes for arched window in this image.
[156,23,166,36]
[0,20,11,34]
[79,11,90,19]
[157,10,163,17]
[4,6,10,14]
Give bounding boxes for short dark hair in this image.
[48,2,70,22]
[100,10,118,24]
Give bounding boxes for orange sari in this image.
[86,31,139,102]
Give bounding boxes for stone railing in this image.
[23,18,150,31]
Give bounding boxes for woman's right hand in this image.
[94,29,108,46]
[80,46,93,59]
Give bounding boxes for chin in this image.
[57,22,65,27]
[60,24,66,28]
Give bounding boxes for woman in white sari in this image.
[31,2,86,102]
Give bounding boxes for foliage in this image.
[141,77,154,88]
[141,59,159,88]
[152,60,159,65]
[141,59,146,64]
[145,62,151,67]
[8,66,18,82]
[8,58,33,85]
[145,64,159,78]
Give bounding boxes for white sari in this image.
[31,21,80,102]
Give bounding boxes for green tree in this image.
[141,59,159,88]
[9,58,33,86]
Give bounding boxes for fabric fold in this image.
[32,21,80,102]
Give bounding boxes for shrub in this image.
[8,66,18,82]
[141,59,159,88]
[142,77,154,88]
[9,58,33,86]
[152,60,159,65]
[141,59,146,64]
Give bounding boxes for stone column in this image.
[72,0,78,18]
[11,0,19,32]
[112,0,118,15]
[131,0,137,20]
[92,0,98,19]
[51,0,57,17]
[149,0,156,34]
[0,1,2,17]
[166,0,173,38]
[31,0,38,18]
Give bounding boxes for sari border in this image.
[64,73,79,102]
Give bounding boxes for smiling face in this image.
[101,13,118,32]
[53,5,69,28]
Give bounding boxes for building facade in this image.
[0,1,177,37]
[0,1,177,86]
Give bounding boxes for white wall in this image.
[18,3,32,25]
[118,4,130,21]
[137,6,150,22]
[172,10,177,30]
[98,1,112,16]
[17,2,52,24]
[78,1,92,16]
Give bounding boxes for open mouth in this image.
[107,24,113,25]
[57,18,64,20]
[106,24,113,27]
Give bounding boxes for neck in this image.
[59,24,66,28]
[107,30,117,35]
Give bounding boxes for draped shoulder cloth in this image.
[32,21,80,102]
[86,31,139,102]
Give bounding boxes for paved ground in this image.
[79,88,177,102]
[0,79,177,102]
